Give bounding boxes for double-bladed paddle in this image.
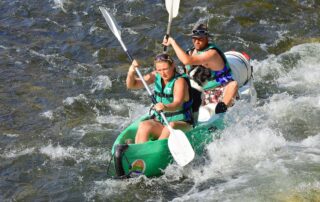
[99,6,194,167]
[164,0,180,52]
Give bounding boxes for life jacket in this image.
[153,73,193,124]
[186,43,234,91]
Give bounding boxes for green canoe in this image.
[111,114,225,178]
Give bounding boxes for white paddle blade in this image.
[99,7,122,40]
[165,0,180,18]
[198,103,217,122]
[168,129,195,166]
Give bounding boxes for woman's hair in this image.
[154,53,174,65]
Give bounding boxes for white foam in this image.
[209,127,285,168]
[96,115,127,125]
[259,20,268,25]
[297,181,320,192]
[1,147,35,159]
[252,54,285,82]
[40,144,73,159]
[301,134,320,148]
[276,44,320,93]
[84,179,129,200]
[124,28,138,35]
[277,62,320,94]
[254,43,320,89]
[107,99,126,112]
[39,144,110,163]
[91,75,112,93]
[95,99,147,129]
[193,6,207,13]
[3,133,20,138]
[52,0,68,13]
[40,110,54,120]
[70,123,112,138]
[262,93,320,120]
[45,18,66,28]
[89,25,99,35]
[92,49,99,57]
[187,102,287,183]
[63,94,88,105]
[0,45,8,49]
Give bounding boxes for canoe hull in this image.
[111,114,225,177]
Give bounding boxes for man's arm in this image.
[163,37,224,71]
[162,37,211,64]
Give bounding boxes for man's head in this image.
[191,23,210,38]
[190,23,210,51]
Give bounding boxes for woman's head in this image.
[154,53,174,65]
[154,53,175,81]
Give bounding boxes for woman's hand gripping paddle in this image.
[163,0,180,52]
[99,6,194,166]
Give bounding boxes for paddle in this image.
[99,6,194,167]
[164,0,180,52]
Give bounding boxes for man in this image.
[126,53,193,144]
[162,23,238,114]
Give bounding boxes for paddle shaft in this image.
[163,19,172,52]
[164,0,180,52]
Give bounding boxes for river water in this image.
[1,0,320,201]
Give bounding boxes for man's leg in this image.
[223,81,238,106]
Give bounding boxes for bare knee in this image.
[136,121,153,143]
[169,122,176,128]
[138,121,152,131]
[228,81,238,90]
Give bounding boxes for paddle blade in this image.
[165,0,180,18]
[99,7,122,40]
[168,129,195,166]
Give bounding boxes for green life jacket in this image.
[153,73,193,124]
[186,43,233,90]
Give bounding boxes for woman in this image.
[126,53,193,144]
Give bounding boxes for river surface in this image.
[1,0,320,201]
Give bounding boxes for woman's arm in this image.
[126,60,156,89]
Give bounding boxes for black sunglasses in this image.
[154,54,173,64]
[192,30,208,35]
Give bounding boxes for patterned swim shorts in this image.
[202,85,226,106]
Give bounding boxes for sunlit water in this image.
[1,0,319,201]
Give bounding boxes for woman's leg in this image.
[135,119,164,144]
[158,121,192,140]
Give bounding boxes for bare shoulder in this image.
[175,77,188,87]
[206,48,219,56]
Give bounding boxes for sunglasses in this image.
[154,54,173,64]
[192,30,208,35]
